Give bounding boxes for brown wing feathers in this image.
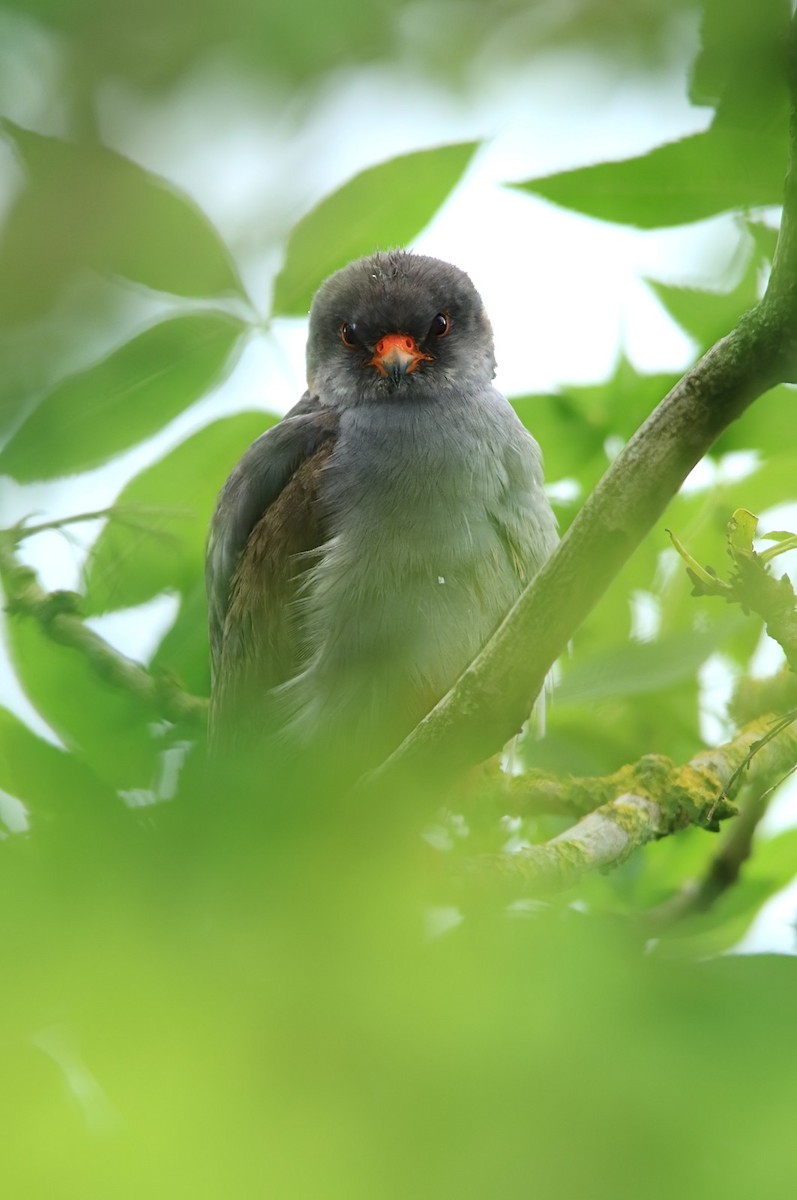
[209,441,333,747]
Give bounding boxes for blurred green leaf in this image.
[83,411,275,614]
[650,827,797,958]
[513,128,787,228]
[691,0,789,132]
[555,618,747,706]
[150,580,210,696]
[4,611,161,789]
[746,218,780,262]
[0,313,245,481]
[0,0,696,95]
[272,142,478,315]
[0,705,115,825]
[0,120,245,322]
[646,239,762,350]
[714,383,797,461]
[514,357,680,512]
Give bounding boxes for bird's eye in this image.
[340,322,357,348]
[430,312,449,338]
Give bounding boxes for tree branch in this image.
[458,712,797,897]
[366,13,797,794]
[9,504,190,541]
[645,782,773,923]
[472,731,773,823]
[0,528,207,728]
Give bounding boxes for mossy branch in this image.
[458,712,797,897]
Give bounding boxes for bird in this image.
[206,250,557,769]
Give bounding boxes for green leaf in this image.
[512,128,787,228]
[648,827,797,959]
[746,219,780,262]
[0,120,245,322]
[272,142,478,315]
[0,705,115,826]
[555,618,747,707]
[713,383,797,461]
[0,313,245,481]
[514,357,680,515]
[646,239,762,350]
[760,530,796,542]
[83,411,276,614]
[3,611,161,790]
[150,580,210,696]
[690,0,790,131]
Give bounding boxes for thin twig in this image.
[0,530,207,728]
[10,504,192,542]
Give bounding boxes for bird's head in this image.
[306,250,496,407]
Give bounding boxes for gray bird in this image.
[206,250,557,765]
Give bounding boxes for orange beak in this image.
[368,333,431,385]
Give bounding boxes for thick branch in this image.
[460,712,797,897]
[367,15,797,794]
[0,531,207,728]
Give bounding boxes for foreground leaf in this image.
[0,706,115,827]
[4,613,161,790]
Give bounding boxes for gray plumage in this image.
[206,250,557,760]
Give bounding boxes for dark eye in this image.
[340,322,357,348]
[430,312,449,338]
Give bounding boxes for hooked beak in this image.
[368,332,431,386]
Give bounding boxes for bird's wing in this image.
[206,394,339,687]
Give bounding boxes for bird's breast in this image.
[300,399,527,664]
[277,392,552,755]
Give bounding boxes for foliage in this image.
[1,0,796,1194]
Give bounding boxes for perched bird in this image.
[206,250,557,766]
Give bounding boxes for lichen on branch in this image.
[457,712,797,898]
